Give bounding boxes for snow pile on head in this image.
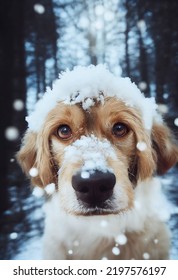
[26,64,161,132]
[62,135,117,175]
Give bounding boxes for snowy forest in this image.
[0,0,178,259]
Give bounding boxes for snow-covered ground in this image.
[0,167,178,260]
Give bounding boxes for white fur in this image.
[42,177,171,260]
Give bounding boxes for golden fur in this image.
[17,97,178,259]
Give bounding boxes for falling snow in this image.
[115,234,127,245]
[13,99,24,111]
[9,232,18,240]
[5,126,19,141]
[101,257,108,260]
[143,252,150,260]
[32,187,44,198]
[34,4,45,14]
[45,183,56,195]
[163,93,169,99]
[81,171,90,179]
[68,250,73,255]
[29,167,39,177]
[112,247,120,256]
[137,20,146,33]
[158,104,168,114]
[138,81,147,91]
[174,118,178,126]
[136,142,147,151]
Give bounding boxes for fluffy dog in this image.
[17,65,178,259]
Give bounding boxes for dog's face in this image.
[17,96,178,216]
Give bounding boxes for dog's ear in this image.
[17,130,56,188]
[135,122,178,181]
[134,131,156,181]
[151,123,178,175]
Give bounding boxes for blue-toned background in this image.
[0,0,178,259]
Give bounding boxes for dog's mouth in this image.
[77,199,120,216]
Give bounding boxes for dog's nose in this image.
[72,170,116,206]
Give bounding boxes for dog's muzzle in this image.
[72,170,116,207]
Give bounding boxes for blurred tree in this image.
[0,0,59,214]
[0,0,26,213]
[136,1,150,96]
[124,0,131,77]
[25,0,58,112]
[144,0,178,109]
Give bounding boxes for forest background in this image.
[0,0,178,259]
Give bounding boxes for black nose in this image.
[72,170,116,206]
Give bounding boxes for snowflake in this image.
[32,186,44,198]
[115,234,127,245]
[143,252,150,259]
[136,142,147,151]
[34,4,45,14]
[13,99,24,111]
[174,118,178,127]
[112,247,120,256]
[137,20,146,33]
[138,81,147,91]
[81,171,90,179]
[68,250,73,255]
[45,183,56,195]
[9,232,18,240]
[5,126,19,141]
[29,167,39,177]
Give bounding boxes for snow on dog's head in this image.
[17,65,178,216]
[26,64,160,132]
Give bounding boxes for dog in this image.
[17,65,178,259]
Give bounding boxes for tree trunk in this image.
[0,0,26,214]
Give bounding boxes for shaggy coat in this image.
[17,97,178,260]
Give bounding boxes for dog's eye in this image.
[57,125,72,140]
[112,123,129,138]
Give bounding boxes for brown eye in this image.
[57,125,72,140]
[112,123,129,138]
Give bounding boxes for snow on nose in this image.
[63,135,117,174]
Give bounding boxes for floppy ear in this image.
[17,130,56,188]
[151,123,178,175]
[133,130,156,182]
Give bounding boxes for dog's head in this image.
[17,65,178,216]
